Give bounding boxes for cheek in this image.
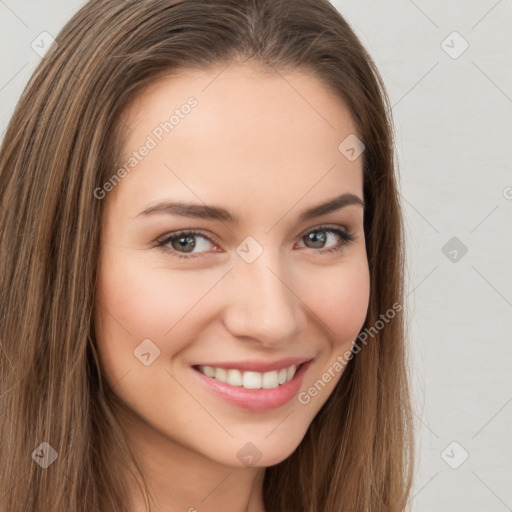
[96,253,214,339]
[292,258,369,412]
[95,242,370,366]
[302,257,370,346]
[97,249,370,348]
[94,251,216,387]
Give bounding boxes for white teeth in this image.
[215,367,227,383]
[226,369,243,387]
[242,371,262,389]
[202,365,216,378]
[197,364,300,389]
[262,370,279,389]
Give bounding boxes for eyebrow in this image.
[136,193,364,224]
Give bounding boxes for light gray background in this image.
[1,1,511,511]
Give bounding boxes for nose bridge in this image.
[223,247,301,344]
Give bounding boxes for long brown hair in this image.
[0,0,414,510]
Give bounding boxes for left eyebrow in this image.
[136,192,364,223]
[297,193,364,222]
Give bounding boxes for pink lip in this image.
[191,359,313,412]
[191,356,311,373]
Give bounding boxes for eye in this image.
[297,224,355,254]
[155,224,356,259]
[156,230,218,259]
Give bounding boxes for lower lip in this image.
[191,361,312,412]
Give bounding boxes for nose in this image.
[221,252,303,348]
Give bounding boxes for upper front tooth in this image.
[278,368,287,384]
[226,369,243,386]
[242,371,262,389]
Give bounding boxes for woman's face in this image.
[94,63,370,468]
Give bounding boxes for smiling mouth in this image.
[193,363,304,390]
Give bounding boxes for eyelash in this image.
[155,224,356,260]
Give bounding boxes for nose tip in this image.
[222,261,302,347]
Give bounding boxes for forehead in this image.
[113,63,363,219]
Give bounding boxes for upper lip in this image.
[192,356,312,373]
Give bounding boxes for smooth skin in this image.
[94,63,370,512]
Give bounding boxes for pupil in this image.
[307,231,326,248]
[174,236,196,253]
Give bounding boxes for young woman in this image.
[0,0,414,510]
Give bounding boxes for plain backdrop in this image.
[1,1,511,511]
